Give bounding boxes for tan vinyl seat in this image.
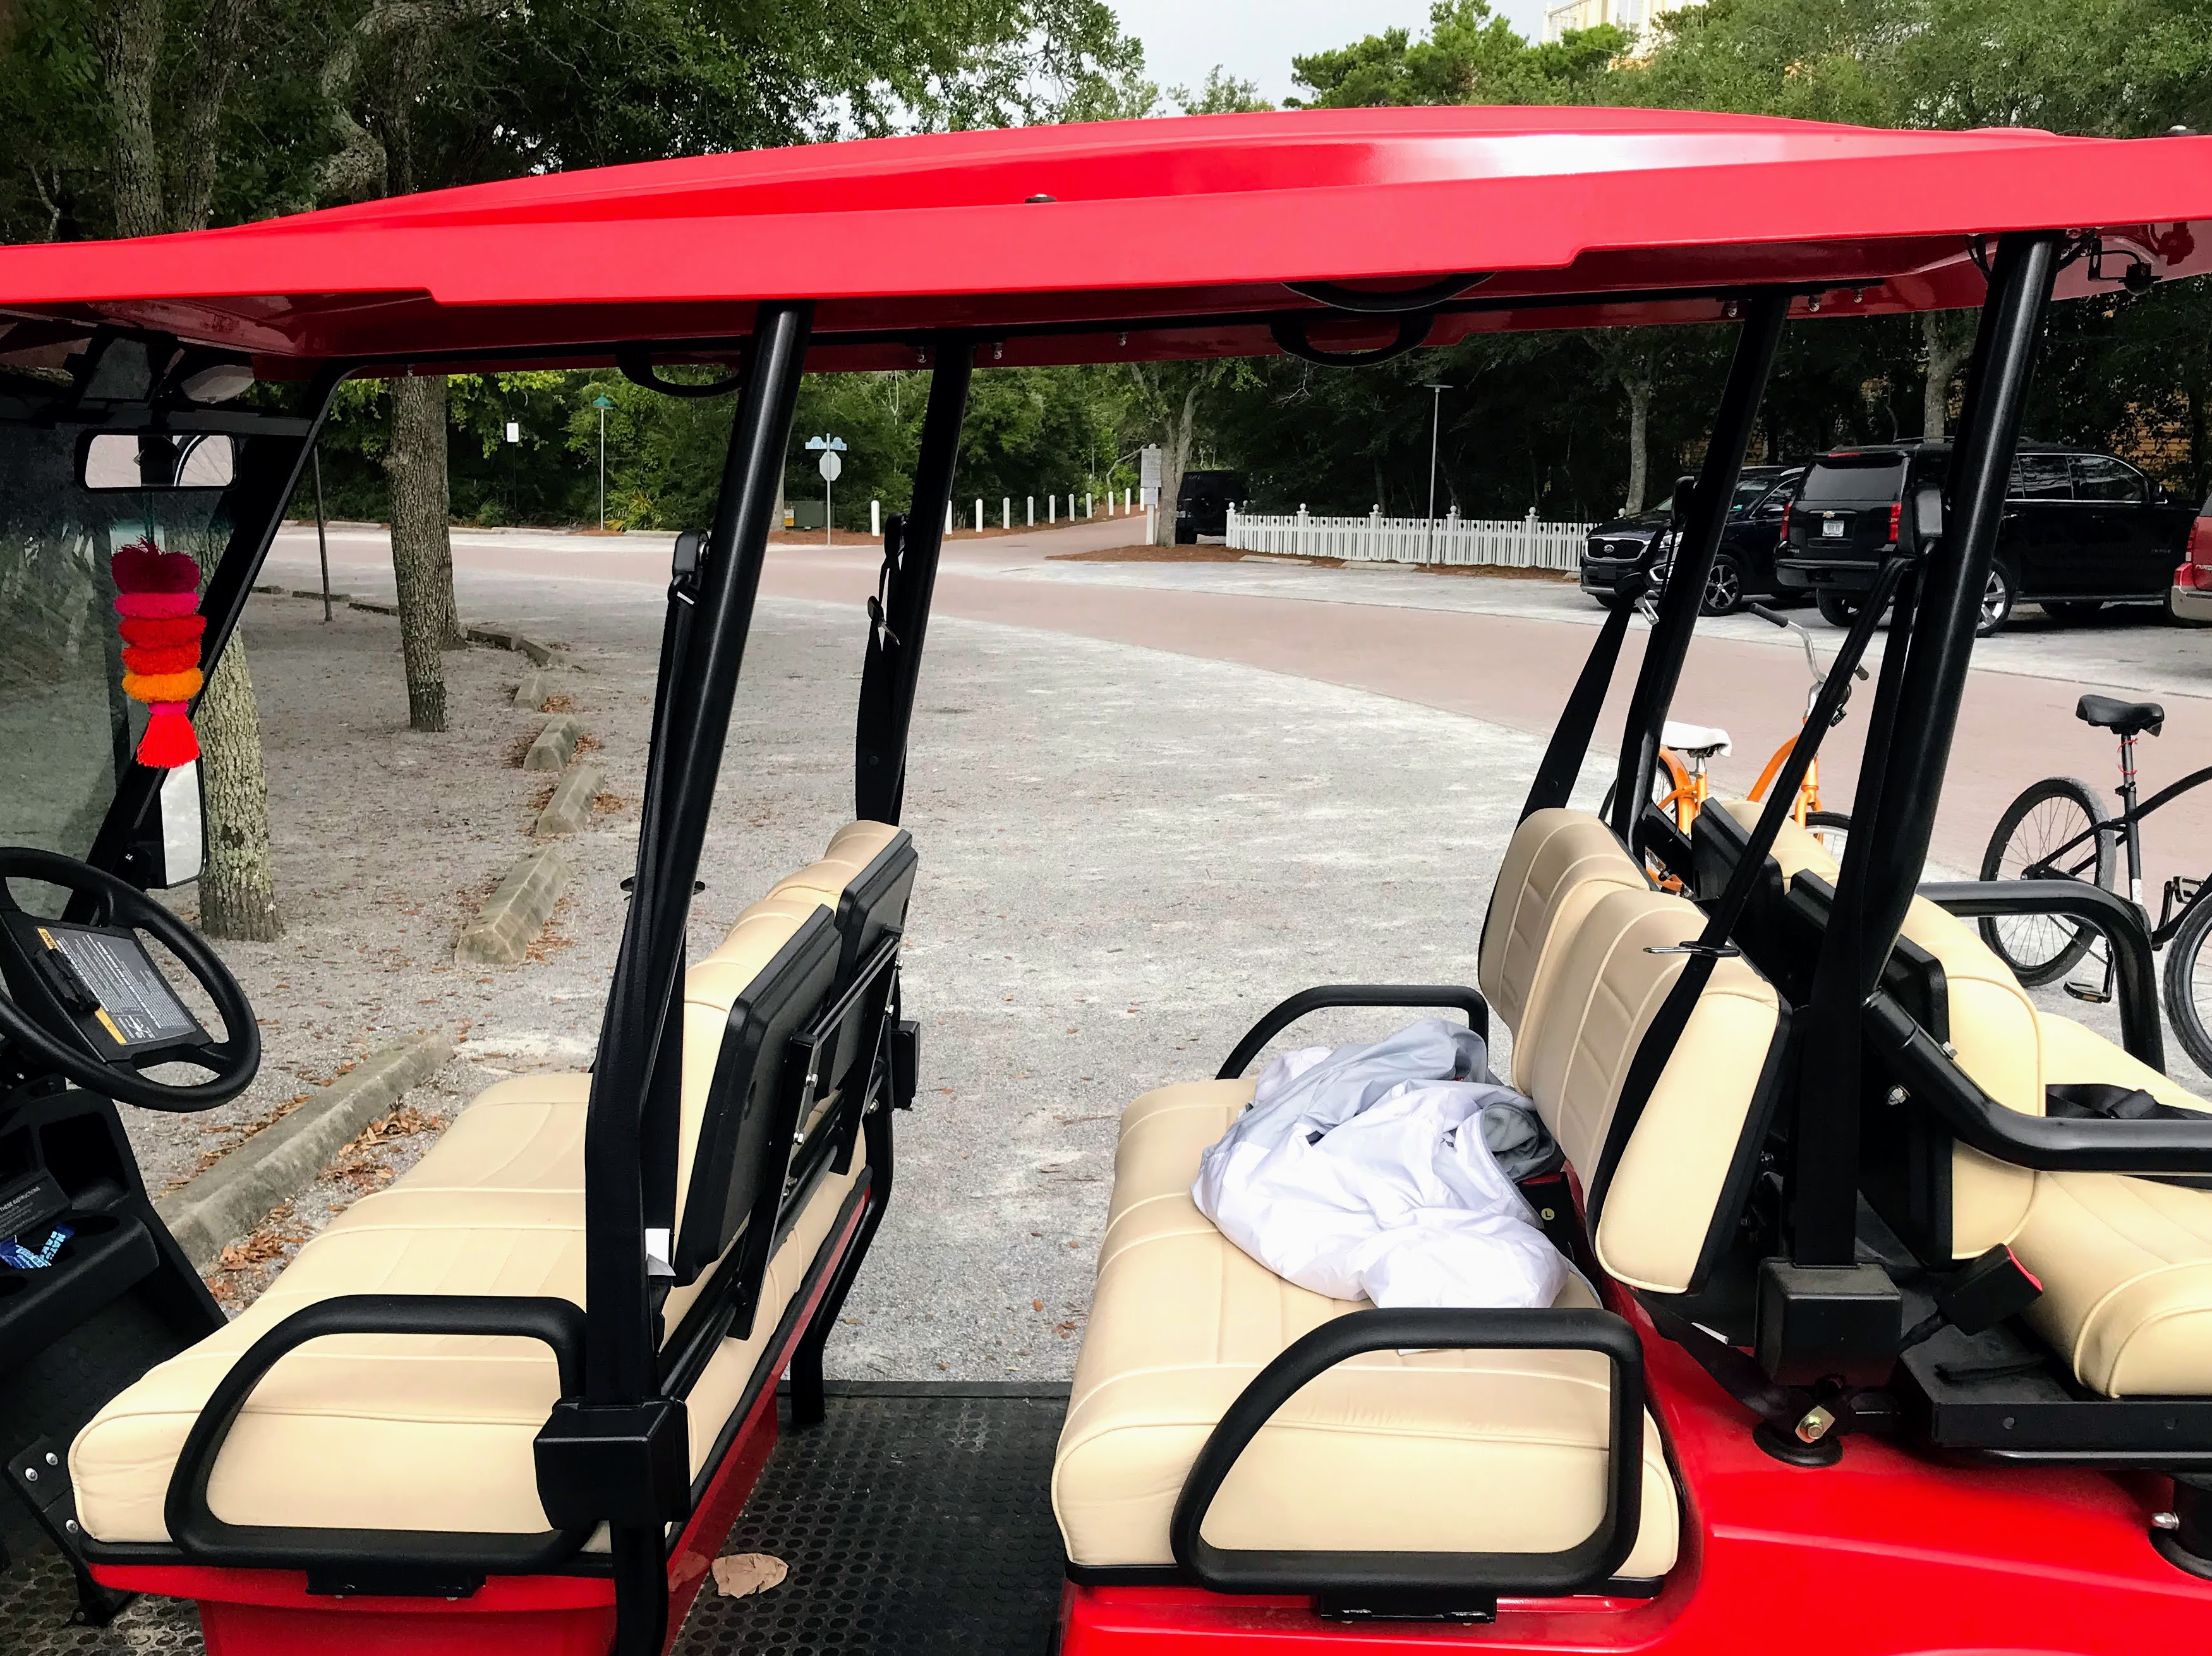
[1054,816,1787,1583]
[1715,796,2212,1396]
[71,822,903,1544]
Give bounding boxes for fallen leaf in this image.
[710,1552,787,1600]
[1032,1298,1043,1312]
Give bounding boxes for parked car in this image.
[1776,440,2199,635]
[1579,463,1804,615]
[2172,486,2212,623]
[1173,469,1245,543]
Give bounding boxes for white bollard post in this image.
[871,499,881,538]
[1002,497,1010,530]
[1027,496,1034,526]
[1085,491,1092,518]
[1123,487,1130,515]
[1048,495,1056,524]
[975,497,983,533]
[945,500,953,536]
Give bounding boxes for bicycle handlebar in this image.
[1750,601,1870,690]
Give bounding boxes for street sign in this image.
[818,449,843,482]
[590,394,613,409]
[804,434,849,452]
[505,421,520,444]
[1139,444,1161,507]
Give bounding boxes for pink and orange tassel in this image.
[110,536,205,768]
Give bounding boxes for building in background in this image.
[1542,0,1704,49]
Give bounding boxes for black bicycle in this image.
[1980,693,2212,1076]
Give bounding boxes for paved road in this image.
[269,516,2212,896]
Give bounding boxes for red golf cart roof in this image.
[3,106,2209,374]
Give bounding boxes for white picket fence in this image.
[1225,504,1593,571]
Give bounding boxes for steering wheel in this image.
[0,846,259,1112]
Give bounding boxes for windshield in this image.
[1800,454,1907,506]
[0,423,233,859]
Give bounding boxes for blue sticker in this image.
[0,1223,72,1270]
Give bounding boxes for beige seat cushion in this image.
[73,822,909,1545]
[1712,797,1840,885]
[1477,809,1648,1091]
[71,1147,860,1543]
[1052,1083,1680,1578]
[1516,885,1781,1295]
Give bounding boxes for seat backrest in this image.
[1517,885,1786,1295]
[1709,797,2041,1260]
[768,821,918,1109]
[665,821,919,1286]
[1478,809,1649,1091]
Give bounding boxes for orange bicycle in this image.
[1606,602,1858,861]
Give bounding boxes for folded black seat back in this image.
[670,906,842,1329]
[818,830,919,1127]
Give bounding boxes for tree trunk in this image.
[1153,379,1200,546]
[1623,375,1653,515]
[96,0,166,238]
[1922,311,1974,441]
[385,375,456,732]
[195,639,281,940]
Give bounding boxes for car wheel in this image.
[1815,591,1860,628]
[2041,600,2105,625]
[1974,563,2016,637]
[1699,552,1746,617]
[1588,591,1628,612]
[1173,526,1197,545]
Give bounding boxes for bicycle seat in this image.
[1661,720,1732,760]
[2076,694,2164,738]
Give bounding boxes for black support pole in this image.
[1787,233,2059,1266]
[1609,293,1789,840]
[1851,234,2060,987]
[584,303,813,1406]
[856,335,973,823]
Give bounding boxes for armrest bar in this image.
[1168,1307,1645,1597]
[1919,879,2163,1069]
[1868,991,2212,1172]
[166,1293,592,1574]
[1217,986,1489,1081]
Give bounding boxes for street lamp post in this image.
[590,394,613,530]
[1422,382,1452,564]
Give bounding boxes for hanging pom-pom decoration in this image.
[109,536,205,768]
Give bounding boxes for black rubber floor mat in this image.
[0,1546,202,1655]
[672,1384,1071,1656]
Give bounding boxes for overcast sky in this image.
[1111,0,1555,107]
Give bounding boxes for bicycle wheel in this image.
[2164,895,2212,1083]
[1977,775,2114,986]
[1805,809,1850,864]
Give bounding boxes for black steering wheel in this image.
[0,846,259,1112]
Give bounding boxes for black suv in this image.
[1776,442,2197,635]
[1580,463,1804,615]
[1174,469,1245,543]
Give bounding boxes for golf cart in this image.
[2,107,2212,1656]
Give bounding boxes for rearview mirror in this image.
[80,431,236,492]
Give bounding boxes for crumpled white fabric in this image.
[1192,1018,1569,1310]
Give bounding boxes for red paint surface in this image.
[88,1195,868,1656]
[0,109,2206,365]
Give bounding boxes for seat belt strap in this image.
[1518,586,1641,821]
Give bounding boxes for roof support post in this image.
[584,301,813,1407]
[1789,232,2059,1266]
[1609,292,1788,842]
[857,334,973,823]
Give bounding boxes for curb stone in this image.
[155,1033,453,1273]
[534,764,605,837]
[455,847,573,965]
[514,668,552,710]
[291,587,350,603]
[468,624,558,665]
[524,715,583,771]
